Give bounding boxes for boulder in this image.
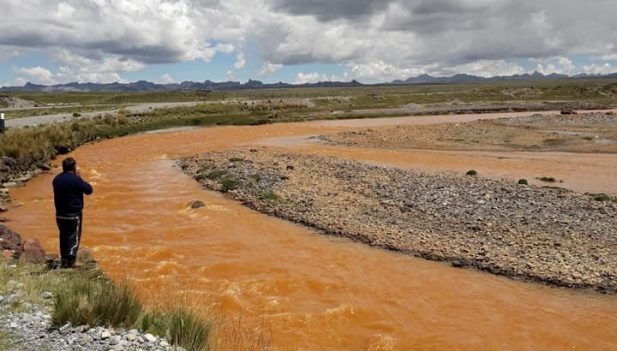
[0,225,22,255]
[21,239,46,263]
[188,200,206,209]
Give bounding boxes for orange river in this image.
[5,112,617,350]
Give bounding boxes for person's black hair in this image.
[62,157,77,172]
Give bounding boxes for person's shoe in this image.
[68,262,82,269]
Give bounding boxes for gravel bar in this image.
[179,149,617,293]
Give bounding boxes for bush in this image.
[257,191,280,202]
[466,170,478,177]
[586,193,617,202]
[221,178,239,192]
[206,170,227,180]
[518,179,529,185]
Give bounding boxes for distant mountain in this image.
[0,79,363,93]
[392,71,584,85]
[1,71,616,93]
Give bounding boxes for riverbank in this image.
[0,226,210,351]
[180,149,617,293]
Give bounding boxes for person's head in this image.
[62,157,77,173]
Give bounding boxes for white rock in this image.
[41,291,53,300]
[101,330,112,339]
[160,340,169,347]
[143,333,157,343]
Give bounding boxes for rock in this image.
[21,239,47,263]
[110,335,121,345]
[41,292,53,300]
[101,330,111,340]
[188,200,205,209]
[143,333,157,343]
[0,225,22,256]
[126,334,136,342]
[35,162,52,172]
[2,249,15,259]
[160,340,169,347]
[59,323,71,334]
[561,107,577,115]
[0,206,7,212]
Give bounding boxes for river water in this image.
[6,114,617,350]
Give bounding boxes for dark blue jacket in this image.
[53,172,93,216]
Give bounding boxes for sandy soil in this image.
[322,112,617,153]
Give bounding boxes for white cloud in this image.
[294,72,344,84]
[258,61,283,76]
[159,73,176,84]
[582,63,617,75]
[233,52,246,69]
[16,66,55,84]
[2,0,617,83]
[533,57,577,75]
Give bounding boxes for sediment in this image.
[180,149,617,293]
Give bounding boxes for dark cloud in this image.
[268,0,390,21]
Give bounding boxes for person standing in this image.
[52,157,93,268]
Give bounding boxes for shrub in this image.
[72,112,81,118]
[257,191,280,202]
[221,178,239,192]
[466,170,478,177]
[206,170,227,180]
[518,179,529,185]
[586,193,617,202]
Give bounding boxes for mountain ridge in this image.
[2,72,617,93]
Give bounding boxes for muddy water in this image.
[6,114,617,350]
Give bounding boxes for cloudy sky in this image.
[1,0,617,86]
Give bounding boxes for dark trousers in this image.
[56,213,83,268]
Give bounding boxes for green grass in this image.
[586,193,617,203]
[220,178,240,193]
[206,170,228,180]
[257,191,280,202]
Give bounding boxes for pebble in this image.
[0,302,175,351]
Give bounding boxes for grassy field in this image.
[4,77,616,109]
